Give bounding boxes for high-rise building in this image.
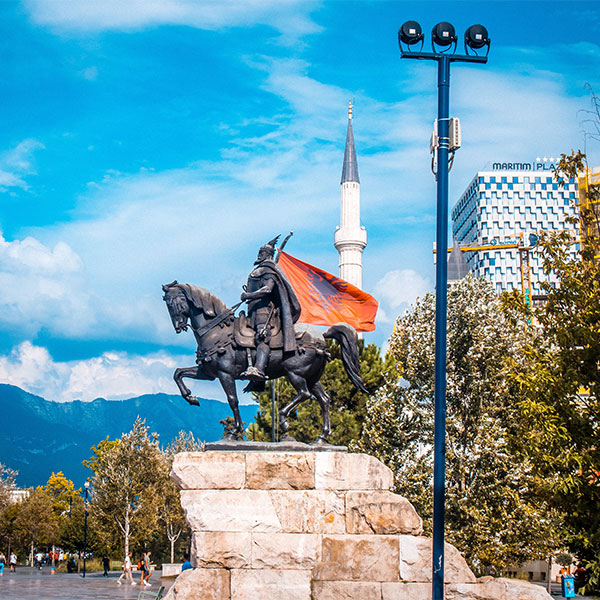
[451,159,580,295]
[334,102,366,289]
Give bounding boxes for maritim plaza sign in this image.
[491,156,559,171]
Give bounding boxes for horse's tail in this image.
[323,323,369,394]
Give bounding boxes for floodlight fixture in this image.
[464,24,490,56]
[398,21,424,52]
[431,22,457,52]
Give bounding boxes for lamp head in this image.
[464,24,490,54]
[432,22,457,49]
[84,481,90,489]
[398,21,424,48]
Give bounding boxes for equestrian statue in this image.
[162,236,368,443]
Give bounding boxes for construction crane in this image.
[436,231,580,313]
[435,233,537,310]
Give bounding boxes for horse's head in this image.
[162,281,228,334]
[162,281,190,334]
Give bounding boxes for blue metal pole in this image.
[432,53,450,600]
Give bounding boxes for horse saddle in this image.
[234,312,306,349]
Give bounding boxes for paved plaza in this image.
[0,568,174,600]
[0,568,588,600]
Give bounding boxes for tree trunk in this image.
[29,540,34,567]
[123,513,130,559]
[170,538,175,564]
[51,544,56,571]
[547,556,552,595]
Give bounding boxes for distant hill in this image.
[0,384,258,487]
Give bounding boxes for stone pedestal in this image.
[165,451,551,600]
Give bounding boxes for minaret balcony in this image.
[334,226,367,249]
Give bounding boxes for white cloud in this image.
[0,341,225,402]
[23,0,321,40]
[374,269,432,321]
[0,232,173,345]
[0,139,45,191]
[0,234,92,337]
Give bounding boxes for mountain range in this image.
[0,384,258,487]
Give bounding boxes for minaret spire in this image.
[335,102,367,289]
[341,101,360,184]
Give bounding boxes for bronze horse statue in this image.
[162,281,368,443]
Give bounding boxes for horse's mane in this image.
[176,283,228,317]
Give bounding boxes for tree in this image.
[253,339,388,446]
[502,147,600,591]
[161,431,200,562]
[45,472,79,516]
[0,463,17,513]
[13,487,58,564]
[358,275,559,573]
[85,417,164,557]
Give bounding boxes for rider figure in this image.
[240,236,301,382]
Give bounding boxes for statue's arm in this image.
[241,276,275,301]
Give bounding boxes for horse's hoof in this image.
[312,436,329,446]
[185,395,199,407]
[280,433,296,442]
[224,429,244,442]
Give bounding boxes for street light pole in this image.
[432,53,450,600]
[398,21,490,600]
[83,481,89,578]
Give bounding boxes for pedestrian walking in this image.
[138,552,146,586]
[9,552,16,572]
[0,552,6,576]
[117,551,135,586]
[102,555,110,576]
[143,551,152,586]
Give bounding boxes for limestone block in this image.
[315,452,393,490]
[312,580,382,600]
[269,490,345,533]
[398,536,476,583]
[251,533,320,569]
[162,568,230,600]
[446,581,507,600]
[345,490,423,535]
[315,534,399,582]
[171,452,245,490]
[180,490,281,532]
[230,568,311,600]
[191,532,251,568]
[246,453,315,489]
[381,582,431,600]
[446,578,552,600]
[500,578,553,599]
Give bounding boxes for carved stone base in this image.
[165,451,551,600]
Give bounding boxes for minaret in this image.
[334,101,367,289]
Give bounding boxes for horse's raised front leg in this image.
[311,381,331,445]
[217,371,244,440]
[174,365,211,407]
[279,371,311,442]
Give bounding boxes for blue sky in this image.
[0,0,599,403]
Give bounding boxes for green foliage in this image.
[556,552,574,568]
[252,339,388,446]
[358,276,559,573]
[0,462,16,514]
[504,148,600,588]
[13,487,59,553]
[86,417,164,556]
